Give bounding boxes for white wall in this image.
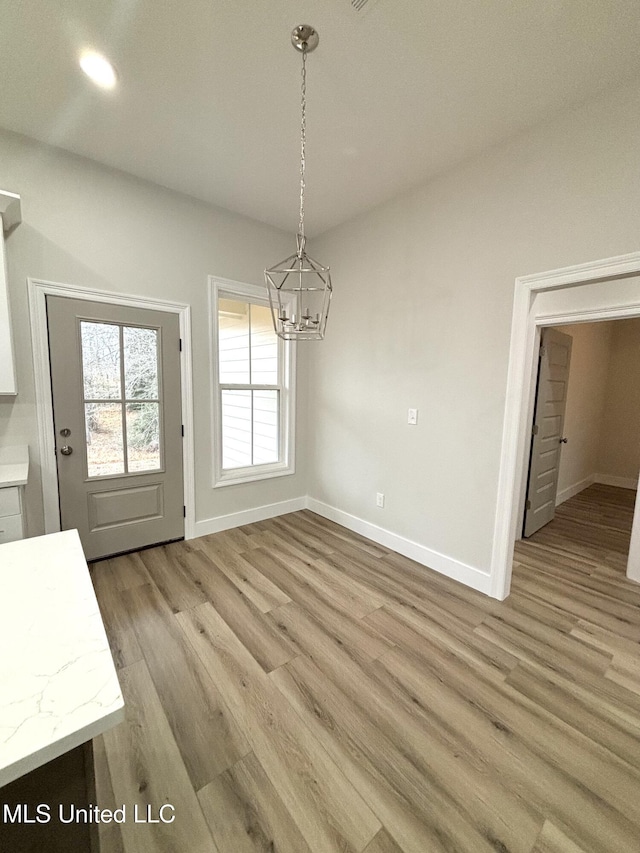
[554,322,613,502]
[597,318,640,486]
[0,129,309,536]
[308,77,640,588]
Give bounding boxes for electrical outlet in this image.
[376,492,385,508]
[408,408,418,425]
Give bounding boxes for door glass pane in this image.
[252,390,279,464]
[126,403,161,472]
[81,322,121,399]
[250,304,278,385]
[218,298,250,384]
[221,389,252,469]
[124,327,159,399]
[85,403,125,476]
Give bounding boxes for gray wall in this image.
[0,129,309,535]
[3,73,640,593]
[309,78,640,575]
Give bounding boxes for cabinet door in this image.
[0,513,24,544]
[0,486,24,543]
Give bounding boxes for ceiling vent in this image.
[350,0,381,14]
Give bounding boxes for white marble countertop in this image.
[0,529,124,788]
[0,444,29,488]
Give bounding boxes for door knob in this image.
[60,445,73,456]
[559,437,568,444]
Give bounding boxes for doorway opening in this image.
[491,251,640,600]
[520,318,640,586]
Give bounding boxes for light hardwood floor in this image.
[91,484,640,853]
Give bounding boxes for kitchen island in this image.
[0,529,124,851]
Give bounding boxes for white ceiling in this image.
[2,0,640,236]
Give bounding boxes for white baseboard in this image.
[306,497,492,596]
[595,473,639,490]
[556,473,639,506]
[192,497,307,538]
[191,494,493,597]
[556,474,595,506]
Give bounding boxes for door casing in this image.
[492,251,640,599]
[28,278,195,541]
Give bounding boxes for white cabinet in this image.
[0,191,22,396]
[0,446,29,542]
[0,486,24,544]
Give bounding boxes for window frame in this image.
[209,276,296,487]
[79,319,164,480]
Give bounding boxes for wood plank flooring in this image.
[91,484,640,853]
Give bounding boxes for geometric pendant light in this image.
[265,25,333,340]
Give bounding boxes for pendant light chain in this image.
[298,47,307,246]
[265,25,332,341]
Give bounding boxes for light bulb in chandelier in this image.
[264,25,333,341]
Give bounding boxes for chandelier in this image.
[265,25,332,341]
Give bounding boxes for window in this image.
[210,278,295,486]
[80,320,161,478]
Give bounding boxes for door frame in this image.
[28,278,196,541]
[491,250,640,599]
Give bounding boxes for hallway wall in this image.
[598,318,640,486]
[556,318,640,503]
[555,322,613,502]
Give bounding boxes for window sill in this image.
[213,462,295,488]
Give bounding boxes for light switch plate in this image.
[408,408,418,425]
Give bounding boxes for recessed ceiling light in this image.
[79,51,117,90]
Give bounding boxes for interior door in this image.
[47,296,184,561]
[523,327,573,538]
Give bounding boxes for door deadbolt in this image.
[60,428,71,437]
[60,445,73,456]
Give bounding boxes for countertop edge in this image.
[0,702,125,789]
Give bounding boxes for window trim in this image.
[209,276,296,487]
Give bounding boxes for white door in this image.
[47,296,184,560]
[523,327,573,537]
